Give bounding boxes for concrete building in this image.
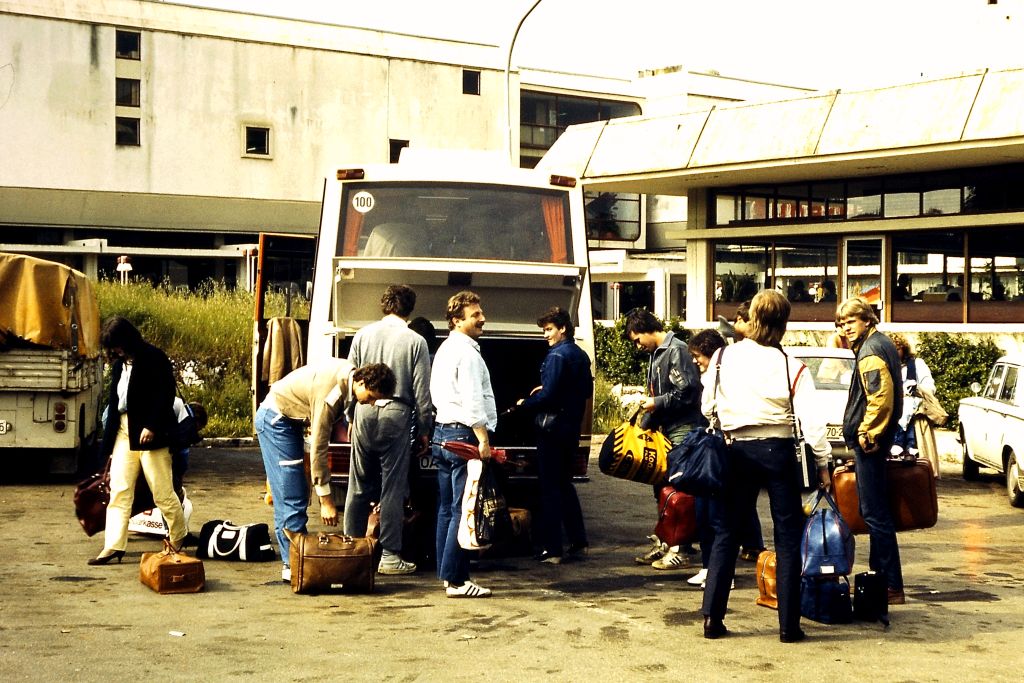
[1,0,510,284]
[542,68,1024,341]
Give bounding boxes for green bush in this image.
[915,332,1003,430]
[96,279,254,437]
[593,313,693,389]
[592,375,630,434]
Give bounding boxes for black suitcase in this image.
[853,570,890,626]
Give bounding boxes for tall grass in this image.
[96,279,254,437]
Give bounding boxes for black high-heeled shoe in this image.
[87,549,126,566]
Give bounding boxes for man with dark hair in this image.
[344,284,432,575]
[837,296,905,605]
[622,308,703,570]
[256,359,394,582]
[430,290,496,597]
[517,307,591,564]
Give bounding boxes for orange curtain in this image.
[541,196,567,264]
[341,205,365,256]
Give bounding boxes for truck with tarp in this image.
[0,253,104,473]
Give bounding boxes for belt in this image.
[725,424,792,441]
[436,422,471,429]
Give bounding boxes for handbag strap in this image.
[709,345,726,429]
[780,348,804,444]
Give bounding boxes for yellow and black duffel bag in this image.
[598,407,670,485]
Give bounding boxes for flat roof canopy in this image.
[539,68,1024,194]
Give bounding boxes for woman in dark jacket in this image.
[88,317,186,565]
[518,307,592,564]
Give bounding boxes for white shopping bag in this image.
[457,459,490,551]
[128,490,193,536]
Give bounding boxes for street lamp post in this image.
[505,0,543,165]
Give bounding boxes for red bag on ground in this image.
[654,485,697,547]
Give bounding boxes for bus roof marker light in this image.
[549,175,576,188]
[337,169,365,180]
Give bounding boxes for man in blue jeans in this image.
[838,297,906,605]
[256,360,395,583]
[430,291,496,598]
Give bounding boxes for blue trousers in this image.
[255,404,308,567]
[854,445,904,591]
[702,438,805,635]
[433,423,475,585]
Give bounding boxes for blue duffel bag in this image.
[801,489,855,577]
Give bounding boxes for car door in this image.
[992,364,1021,471]
[972,363,1008,468]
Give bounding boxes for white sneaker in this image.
[652,548,690,570]
[281,566,291,583]
[700,578,735,590]
[378,557,417,575]
[446,580,492,598]
[688,568,709,586]
[634,535,667,564]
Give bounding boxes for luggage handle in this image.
[210,521,245,558]
[317,533,356,546]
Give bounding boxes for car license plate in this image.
[826,424,844,441]
[418,454,437,471]
[0,419,11,435]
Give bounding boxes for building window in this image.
[115,117,140,146]
[244,126,271,157]
[115,78,140,107]
[585,191,641,241]
[389,139,409,163]
[115,30,141,60]
[462,69,480,95]
[891,231,965,323]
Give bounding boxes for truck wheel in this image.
[961,427,980,481]
[1007,453,1024,508]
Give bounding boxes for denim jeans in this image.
[255,404,309,567]
[536,429,587,556]
[854,445,904,591]
[702,438,805,635]
[432,423,475,585]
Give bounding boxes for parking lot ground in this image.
[1,434,1022,682]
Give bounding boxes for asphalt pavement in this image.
[1,432,1022,682]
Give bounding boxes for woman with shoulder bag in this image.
[699,290,831,642]
[517,307,592,564]
[88,317,187,565]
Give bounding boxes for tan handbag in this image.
[755,550,778,609]
[915,386,948,426]
[139,539,206,594]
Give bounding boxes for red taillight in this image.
[54,420,66,433]
[336,169,366,180]
[55,402,67,415]
[549,174,576,188]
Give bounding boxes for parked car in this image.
[784,346,855,487]
[958,353,1024,507]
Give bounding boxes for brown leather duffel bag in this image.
[140,540,206,594]
[290,532,377,594]
[831,457,938,535]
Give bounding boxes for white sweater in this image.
[701,339,831,467]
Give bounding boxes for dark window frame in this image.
[115,116,140,146]
[244,125,271,157]
[462,69,481,96]
[115,78,140,107]
[115,30,141,60]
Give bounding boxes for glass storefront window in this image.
[968,228,1024,322]
[891,232,965,323]
[715,194,739,226]
[713,243,767,320]
[848,180,882,219]
[774,238,839,322]
[776,183,809,220]
[884,176,920,218]
[585,191,641,241]
[922,172,962,215]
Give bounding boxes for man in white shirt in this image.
[429,290,496,598]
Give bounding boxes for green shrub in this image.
[592,375,630,434]
[96,279,254,437]
[915,332,1004,430]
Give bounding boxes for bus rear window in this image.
[338,183,572,264]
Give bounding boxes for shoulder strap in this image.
[906,356,917,382]
[780,348,801,442]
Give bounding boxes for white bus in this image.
[253,154,595,511]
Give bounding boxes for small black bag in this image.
[474,461,511,547]
[800,575,853,624]
[853,570,890,626]
[197,520,276,562]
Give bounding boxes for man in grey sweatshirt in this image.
[344,284,433,574]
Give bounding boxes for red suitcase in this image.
[831,458,937,535]
[654,485,698,547]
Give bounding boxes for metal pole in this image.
[506,0,543,166]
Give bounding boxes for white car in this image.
[784,346,856,487]
[958,353,1024,508]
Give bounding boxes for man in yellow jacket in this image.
[837,298,905,606]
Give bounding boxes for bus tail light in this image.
[336,169,366,180]
[549,174,576,188]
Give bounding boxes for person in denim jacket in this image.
[518,307,592,564]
